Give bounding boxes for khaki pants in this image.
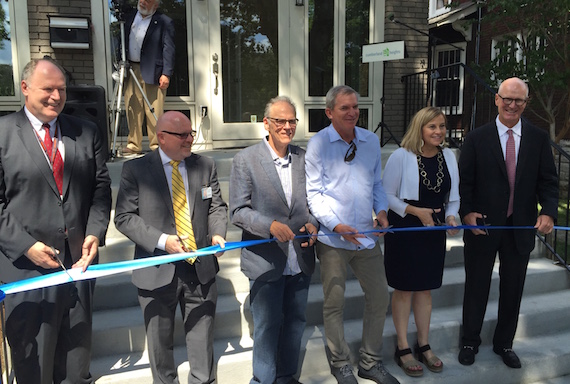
[317,241,390,370]
[124,63,165,152]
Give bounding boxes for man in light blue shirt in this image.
[305,85,398,384]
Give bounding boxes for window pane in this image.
[108,0,189,97]
[220,0,278,123]
[308,0,333,97]
[308,108,328,132]
[345,0,369,97]
[0,1,14,97]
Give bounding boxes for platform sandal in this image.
[414,343,443,373]
[394,346,423,377]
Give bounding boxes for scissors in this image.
[50,246,73,280]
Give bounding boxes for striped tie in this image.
[170,160,198,264]
[506,129,516,217]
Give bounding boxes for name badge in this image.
[201,186,212,200]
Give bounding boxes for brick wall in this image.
[27,0,94,85]
[383,0,429,138]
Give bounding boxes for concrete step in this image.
[93,234,466,311]
[91,258,569,358]
[92,268,570,383]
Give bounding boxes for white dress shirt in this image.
[25,106,65,162]
[129,11,153,62]
[262,137,301,275]
[496,115,522,164]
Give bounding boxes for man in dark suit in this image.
[458,77,558,368]
[230,96,318,384]
[123,0,175,154]
[0,58,112,384]
[114,111,228,384]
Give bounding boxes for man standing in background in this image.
[123,0,175,154]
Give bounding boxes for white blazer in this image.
[383,147,460,219]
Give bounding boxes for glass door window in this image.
[220,0,278,123]
[0,1,14,98]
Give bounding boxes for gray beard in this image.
[137,4,157,17]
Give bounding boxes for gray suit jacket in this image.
[0,109,112,283]
[114,150,228,290]
[230,140,317,282]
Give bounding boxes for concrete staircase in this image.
[91,146,570,384]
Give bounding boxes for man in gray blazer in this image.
[114,111,227,384]
[0,58,112,384]
[230,96,318,384]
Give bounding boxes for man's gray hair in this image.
[325,85,359,110]
[264,96,297,118]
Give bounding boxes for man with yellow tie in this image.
[115,111,228,384]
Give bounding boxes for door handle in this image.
[212,53,219,95]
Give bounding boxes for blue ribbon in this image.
[0,224,566,302]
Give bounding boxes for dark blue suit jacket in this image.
[459,119,559,255]
[125,9,175,85]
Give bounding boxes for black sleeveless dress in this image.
[384,151,451,291]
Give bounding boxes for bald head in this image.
[498,77,529,98]
[156,111,194,160]
[495,77,529,128]
[157,111,192,133]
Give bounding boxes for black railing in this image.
[401,63,496,147]
[539,141,570,270]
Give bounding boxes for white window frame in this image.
[432,43,466,115]
[491,32,546,81]
[0,0,30,110]
[429,0,453,19]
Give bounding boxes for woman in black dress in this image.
[383,107,460,377]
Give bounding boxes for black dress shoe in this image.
[493,346,521,368]
[458,345,478,365]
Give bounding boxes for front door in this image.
[208,0,297,142]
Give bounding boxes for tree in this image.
[475,0,570,141]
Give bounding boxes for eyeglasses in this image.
[266,117,298,128]
[161,130,196,140]
[344,141,357,163]
[497,94,528,106]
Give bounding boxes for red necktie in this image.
[42,123,64,195]
[506,129,516,217]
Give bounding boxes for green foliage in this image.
[0,3,10,51]
[473,0,570,140]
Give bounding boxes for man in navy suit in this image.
[0,58,112,384]
[230,96,318,384]
[123,0,175,154]
[458,77,558,368]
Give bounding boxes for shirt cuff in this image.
[157,233,168,251]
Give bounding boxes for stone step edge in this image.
[90,279,570,359]
[92,316,570,384]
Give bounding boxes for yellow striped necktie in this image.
[170,160,198,264]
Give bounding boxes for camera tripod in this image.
[109,17,158,159]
